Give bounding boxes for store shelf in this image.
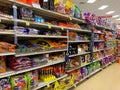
[0,0,86,24]
[107,40,117,42]
[94,40,105,42]
[34,74,68,90]
[68,28,91,33]
[0,31,14,35]
[15,49,67,57]
[103,62,112,69]
[86,68,102,78]
[0,52,15,56]
[95,24,111,31]
[67,68,102,90]
[0,17,88,33]
[93,57,105,63]
[105,54,114,58]
[69,52,91,57]
[16,34,68,38]
[68,40,90,43]
[0,70,15,79]
[0,59,65,79]
[94,32,104,34]
[93,49,104,52]
[81,62,92,67]
[67,66,81,73]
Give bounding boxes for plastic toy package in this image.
[69,57,80,68]
[26,70,38,90]
[0,42,16,53]
[80,54,90,66]
[0,78,11,90]
[10,75,27,90]
[8,57,35,71]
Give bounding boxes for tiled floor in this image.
[74,63,120,90]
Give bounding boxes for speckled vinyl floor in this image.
[74,63,120,90]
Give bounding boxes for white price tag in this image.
[32,3,41,9]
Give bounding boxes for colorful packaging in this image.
[54,0,65,14]
[74,5,81,19]
[10,75,27,90]
[0,78,11,90]
[26,71,38,90]
[0,56,6,73]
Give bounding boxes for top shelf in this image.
[94,24,114,31]
[0,0,115,31]
[1,0,86,24]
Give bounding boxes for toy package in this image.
[54,0,65,14]
[65,0,75,16]
[16,27,39,35]
[70,57,80,68]
[0,78,11,90]
[10,75,27,90]
[74,5,81,18]
[59,75,74,90]
[26,70,38,90]
[53,63,65,77]
[0,42,15,53]
[80,54,90,66]
[67,69,81,83]
[19,7,34,21]
[0,56,6,73]
[8,57,35,70]
[69,43,78,55]
[39,66,56,82]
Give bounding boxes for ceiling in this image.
[72,0,120,24]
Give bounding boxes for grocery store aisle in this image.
[74,63,120,90]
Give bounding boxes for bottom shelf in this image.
[67,68,102,90]
[67,60,116,90]
[34,74,68,90]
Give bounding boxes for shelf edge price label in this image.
[61,27,64,30]
[26,22,30,26]
[69,17,72,21]
[47,84,50,88]
[48,25,52,29]
[73,84,76,88]
[0,19,1,22]
[32,3,41,9]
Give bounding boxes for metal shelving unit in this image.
[0,1,117,90]
[15,49,67,57]
[69,52,91,57]
[0,59,65,79]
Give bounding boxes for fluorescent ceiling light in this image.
[87,0,96,3]
[98,5,108,10]
[106,11,115,14]
[116,18,120,20]
[113,15,119,18]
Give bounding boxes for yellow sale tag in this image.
[26,22,30,26]
[48,25,52,29]
[73,84,76,87]
[61,27,64,30]
[69,17,72,20]
[47,84,50,88]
